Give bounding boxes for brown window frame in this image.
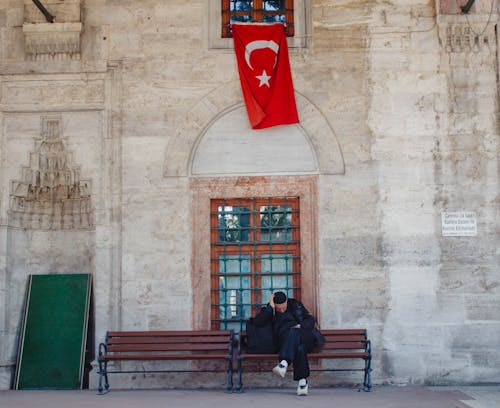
[221,0,295,38]
[210,197,301,331]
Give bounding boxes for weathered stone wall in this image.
[0,0,498,390]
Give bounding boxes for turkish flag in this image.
[232,23,299,129]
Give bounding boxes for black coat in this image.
[253,298,316,345]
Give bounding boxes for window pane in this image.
[260,205,292,242]
[219,277,251,320]
[230,15,253,24]
[219,254,251,274]
[218,205,250,242]
[219,255,251,328]
[261,14,286,23]
[231,1,254,12]
[261,276,294,302]
[264,1,285,11]
[263,1,286,22]
[261,254,293,274]
[260,254,294,303]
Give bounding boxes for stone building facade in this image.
[0,0,498,389]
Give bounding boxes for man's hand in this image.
[269,294,275,309]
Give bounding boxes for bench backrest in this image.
[318,329,369,352]
[105,330,234,354]
[239,328,369,353]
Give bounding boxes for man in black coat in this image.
[253,291,317,396]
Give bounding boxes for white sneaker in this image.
[297,378,308,396]
[272,361,287,378]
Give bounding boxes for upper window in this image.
[210,197,301,331]
[209,1,309,49]
[221,0,294,38]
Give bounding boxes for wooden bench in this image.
[97,330,234,393]
[237,329,371,392]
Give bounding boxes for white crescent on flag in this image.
[244,40,280,70]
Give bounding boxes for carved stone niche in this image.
[9,116,93,231]
[22,0,82,61]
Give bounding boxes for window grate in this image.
[221,0,295,38]
[210,197,301,332]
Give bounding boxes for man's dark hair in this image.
[274,291,287,304]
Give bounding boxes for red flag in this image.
[232,23,299,129]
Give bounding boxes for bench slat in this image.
[240,351,369,359]
[102,353,231,361]
[320,329,366,334]
[323,335,367,341]
[107,336,231,345]
[321,342,368,349]
[107,343,230,352]
[106,330,231,337]
[309,352,370,359]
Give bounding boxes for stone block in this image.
[471,350,500,369]
[382,235,442,267]
[121,137,168,188]
[6,6,23,27]
[328,291,389,325]
[389,266,440,293]
[0,365,14,390]
[448,323,500,349]
[440,238,497,266]
[435,293,467,323]
[2,78,105,108]
[322,235,382,267]
[466,295,500,320]
[388,292,442,324]
[370,50,410,71]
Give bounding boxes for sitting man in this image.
[252,291,317,396]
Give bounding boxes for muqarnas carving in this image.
[443,23,495,53]
[9,116,92,230]
[23,0,82,61]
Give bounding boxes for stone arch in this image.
[190,103,319,176]
[163,82,345,177]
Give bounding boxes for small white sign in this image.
[442,212,477,236]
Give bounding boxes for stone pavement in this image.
[1,386,499,408]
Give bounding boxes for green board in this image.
[15,273,91,389]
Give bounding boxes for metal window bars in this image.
[211,197,301,332]
[221,0,295,38]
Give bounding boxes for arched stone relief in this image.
[8,115,93,230]
[190,104,319,176]
[163,82,345,177]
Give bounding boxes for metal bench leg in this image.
[97,343,110,394]
[227,357,234,392]
[236,357,243,392]
[363,356,372,392]
[97,359,108,394]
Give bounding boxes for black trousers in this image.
[278,328,316,380]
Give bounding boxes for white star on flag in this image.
[256,70,271,87]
